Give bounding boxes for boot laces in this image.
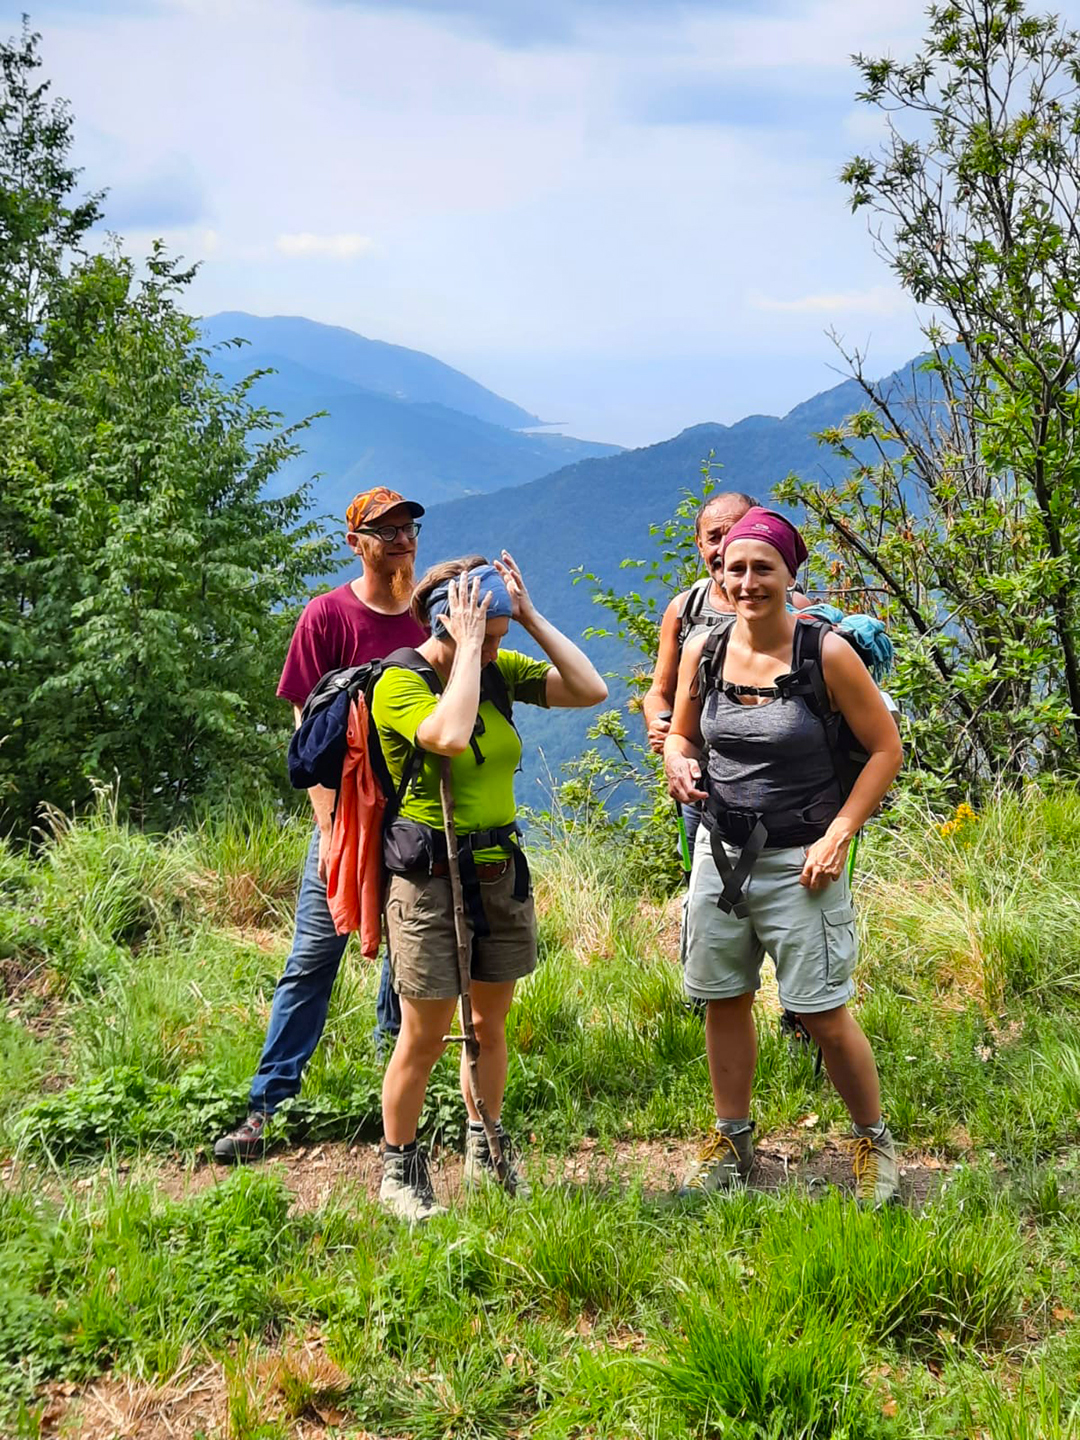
[852,1135,878,1198]
[687,1129,740,1189]
[407,1148,436,1205]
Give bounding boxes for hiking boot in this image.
[213,1112,270,1164]
[380,1145,446,1224]
[679,1124,755,1197]
[852,1124,900,1208]
[463,1124,532,1198]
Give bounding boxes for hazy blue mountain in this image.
[203,311,539,428]
[202,314,623,516]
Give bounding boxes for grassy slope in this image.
[2,792,1080,1436]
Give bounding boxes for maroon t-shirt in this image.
[277,584,427,707]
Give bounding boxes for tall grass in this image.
[860,788,1080,1009]
[4,790,1080,1433]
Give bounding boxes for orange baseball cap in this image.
[345,486,425,531]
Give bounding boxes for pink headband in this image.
[721,507,807,578]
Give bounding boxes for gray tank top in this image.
[700,633,841,843]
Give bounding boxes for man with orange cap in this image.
[214,487,427,1163]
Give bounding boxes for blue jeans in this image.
[247,831,401,1115]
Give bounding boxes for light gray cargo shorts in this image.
[683,826,857,1013]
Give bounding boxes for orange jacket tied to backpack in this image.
[326,693,386,954]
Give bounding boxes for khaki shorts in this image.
[385,865,537,1000]
[684,827,857,1013]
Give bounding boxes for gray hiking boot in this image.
[463,1123,531,1198]
[380,1145,446,1224]
[213,1111,270,1164]
[852,1124,900,1208]
[679,1124,755,1197]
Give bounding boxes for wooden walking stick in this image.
[438,756,509,1185]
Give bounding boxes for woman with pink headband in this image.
[663,507,904,1206]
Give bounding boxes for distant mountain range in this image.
[201,312,622,516]
[212,307,920,797]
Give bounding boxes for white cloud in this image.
[274,231,375,259]
[748,286,911,318]
[30,0,949,443]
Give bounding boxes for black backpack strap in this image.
[381,646,441,690]
[372,648,443,813]
[708,816,768,918]
[479,662,513,726]
[677,578,711,649]
[791,618,832,719]
[695,621,733,701]
[470,662,517,767]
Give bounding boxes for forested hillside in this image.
[204,312,623,514]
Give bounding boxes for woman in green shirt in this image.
[371,552,608,1223]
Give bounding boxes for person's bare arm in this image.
[415,574,487,755]
[643,596,684,753]
[799,636,904,890]
[492,552,606,708]
[294,704,337,883]
[662,632,709,804]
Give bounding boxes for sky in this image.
[9,0,1074,447]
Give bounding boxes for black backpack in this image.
[287,646,514,800]
[695,616,870,799]
[677,578,735,652]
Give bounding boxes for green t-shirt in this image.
[371,649,551,861]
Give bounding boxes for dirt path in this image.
[5,1128,959,1213]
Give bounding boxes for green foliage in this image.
[652,1294,872,1438]
[780,1,1080,794]
[0,26,337,833]
[0,20,103,358]
[533,708,684,896]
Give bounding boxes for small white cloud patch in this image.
[748,286,909,317]
[274,232,375,259]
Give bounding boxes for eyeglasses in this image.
[356,521,422,543]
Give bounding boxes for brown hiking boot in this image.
[213,1112,270,1164]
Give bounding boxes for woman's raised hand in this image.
[440,571,492,648]
[493,550,537,625]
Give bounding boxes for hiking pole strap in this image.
[437,758,507,1183]
[709,817,768,917]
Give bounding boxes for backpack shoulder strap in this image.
[479,661,513,726]
[379,646,442,694]
[367,648,444,816]
[695,621,733,700]
[791,617,832,719]
[678,577,710,621]
[677,577,712,648]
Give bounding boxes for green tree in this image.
[780,0,1080,792]
[0,18,102,357]
[0,27,335,832]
